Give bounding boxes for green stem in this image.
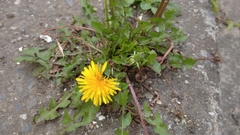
[104,0,110,28]
[121,106,125,134]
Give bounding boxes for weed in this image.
[14,0,197,134]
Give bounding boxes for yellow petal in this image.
[101,61,108,73]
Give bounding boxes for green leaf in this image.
[21,47,41,56]
[168,52,182,62]
[182,57,197,69]
[62,110,73,126]
[147,50,157,64]
[115,128,121,135]
[150,59,161,75]
[80,0,96,19]
[143,102,151,117]
[112,56,125,65]
[13,56,36,62]
[116,41,137,54]
[35,107,60,122]
[58,100,71,108]
[167,2,183,16]
[152,113,169,135]
[37,50,52,61]
[91,21,104,33]
[66,122,82,132]
[120,112,132,128]
[35,91,72,123]
[151,7,157,14]
[144,113,169,135]
[36,59,51,70]
[226,20,235,30]
[114,90,129,106]
[114,72,126,80]
[49,98,57,110]
[140,1,152,10]
[33,67,45,76]
[122,0,134,7]
[80,101,100,125]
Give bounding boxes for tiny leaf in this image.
[143,102,151,117]
[120,112,132,129]
[62,110,73,126]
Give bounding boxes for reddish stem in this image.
[160,37,174,64]
[125,75,149,135]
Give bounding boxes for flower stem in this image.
[125,75,149,135]
[154,0,170,18]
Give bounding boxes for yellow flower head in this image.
[76,61,121,106]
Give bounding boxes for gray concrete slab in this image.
[218,0,240,134]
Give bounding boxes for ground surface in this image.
[0,0,239,135]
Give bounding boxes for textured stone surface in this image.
[0,0,239,134]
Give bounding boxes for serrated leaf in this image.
[62,110,73,126]
[143,102,151,117]
[120,112,132,129]
[66,122,82,132]
[21,47,41,56]
[80,101,100,125]
[35,107,60,123]
[182,57,197,69]
[145,113,169,135]
[49,98,57,110]
[37,50,52,61]
[58,100,71,108]
[13,56,36,62]
[36,59,51,70]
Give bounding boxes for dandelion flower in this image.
[76,61,121,106]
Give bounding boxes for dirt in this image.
[0,0,239,135]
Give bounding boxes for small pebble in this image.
[145,92,153,99]
[19,114,27,120]
[156,100,162,105]
[184,80,189,85]
[98,115,105,121]
[10,26,18,30]
[92,121,97,124]
[14,0,21,5]
[6,13,15,18]
[208,112,215,115]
